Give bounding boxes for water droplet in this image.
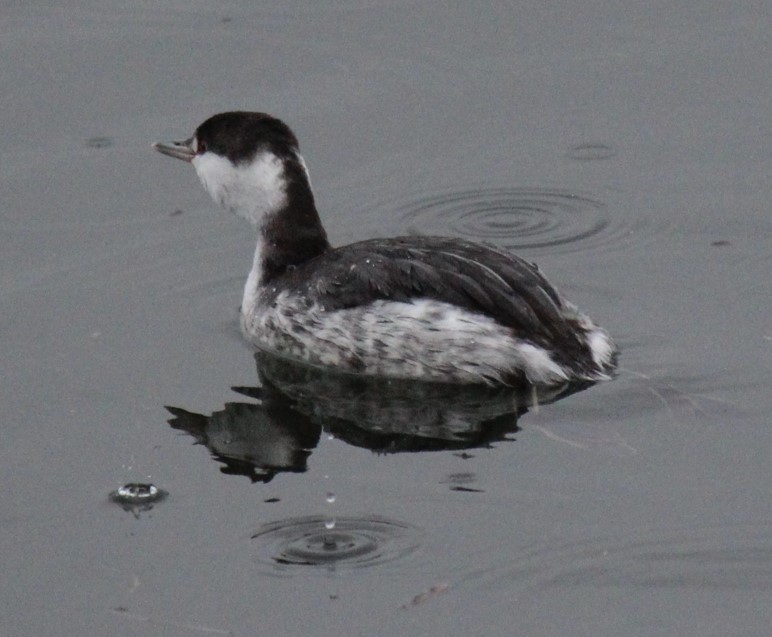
[326,492,336,504]
[325,518,336,530]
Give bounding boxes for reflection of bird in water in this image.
[166,399,319,483]
[154,111,617,386]
[165,352,592,482]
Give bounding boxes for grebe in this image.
[153,112,617,385]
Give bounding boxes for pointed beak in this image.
[152,137,195,162]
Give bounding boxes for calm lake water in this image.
[2,2,770,636]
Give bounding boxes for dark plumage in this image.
[267,236,595,374]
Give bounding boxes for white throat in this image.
[192,150,288,226]
[241,233,266,321]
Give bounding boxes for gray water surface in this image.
[2,2,771,636]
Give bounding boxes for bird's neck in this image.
[195,149,331,315]
[258,151,331,281]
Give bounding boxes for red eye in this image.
[198,141,207,154]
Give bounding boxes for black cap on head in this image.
[195,112,299,164]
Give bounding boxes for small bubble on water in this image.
[109,483,167,513]
[114,483,159,501]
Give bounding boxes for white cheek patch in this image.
[192,150,288,225]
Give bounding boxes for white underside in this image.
[240,292,608,385]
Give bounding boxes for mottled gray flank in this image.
[245,293,575,384]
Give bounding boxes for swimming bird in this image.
[153,111,617,385]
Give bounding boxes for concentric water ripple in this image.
[397,187,634,255]
[251,515,422,572]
